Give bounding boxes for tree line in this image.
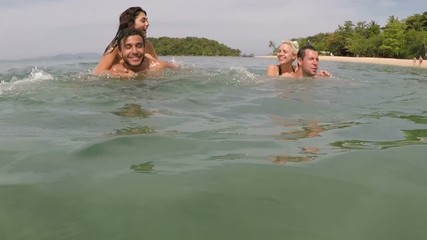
[270,12,427,59]
[148,37,241,56]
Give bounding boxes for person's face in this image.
[276,44,295,65]
[299,49,319,77]
[134,12,149,33]
[119,35,145,68]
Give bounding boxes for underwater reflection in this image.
[366,111,427,124]
[130,161,154,173]
[277,120,360,140]
[206,153,248,161]
[331,128,427,150]
[270,116,361,163]
[332,111,427,150]
[111,103,153,118]
[111,126,155,136]
[269,155,314,164]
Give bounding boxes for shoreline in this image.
[255,55,426,69]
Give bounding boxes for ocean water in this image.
[1,55,427,240]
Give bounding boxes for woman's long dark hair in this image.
[103,7,147,55]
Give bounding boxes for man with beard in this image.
[293,46,330,78]
[109,28,178,78]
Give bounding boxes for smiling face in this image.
[298,49,319,77]
[119,34,145,68]
[133,12,149,34]
[276,43,296,65]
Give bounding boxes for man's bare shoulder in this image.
[148,59,180,70]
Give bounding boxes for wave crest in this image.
[1,67,53,95]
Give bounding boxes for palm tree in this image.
[404,14,425,31]
[268,40,277,55]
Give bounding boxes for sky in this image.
[0,0,425,60]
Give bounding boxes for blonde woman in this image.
[266,40,299,77]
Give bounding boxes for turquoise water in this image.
[1,56,427,239]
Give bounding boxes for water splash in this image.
[27,67,54,81]
[0,67,54,95]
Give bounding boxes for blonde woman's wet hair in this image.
[279,40,299,55]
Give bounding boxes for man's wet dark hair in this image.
[297,45,317,60]
[117,28,145,50]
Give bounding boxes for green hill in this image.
[148,37,241,56]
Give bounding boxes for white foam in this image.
[0,67,54,95]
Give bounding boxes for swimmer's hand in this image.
[110,65,137,79]
[316,70,331,78]
[144,53,156,60]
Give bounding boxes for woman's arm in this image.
[94,47,120,75]
[266,64,279,76]
[145,40,158,59]
[106,63,137,79]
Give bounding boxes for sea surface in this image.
[1,55,427,240]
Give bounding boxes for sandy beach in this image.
[256,55,427,69]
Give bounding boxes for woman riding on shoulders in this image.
[94,6,158,75]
